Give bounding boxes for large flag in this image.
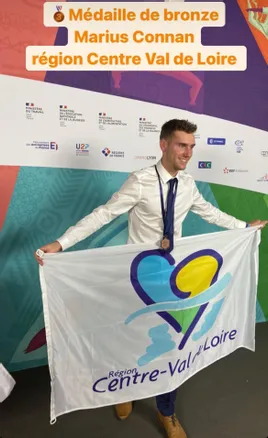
[40,227,260,424]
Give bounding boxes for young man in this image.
[35,119,267,438]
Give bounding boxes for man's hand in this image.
[34,241,62,266]
[249,220,268,229]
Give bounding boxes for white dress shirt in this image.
[57,160,247,251]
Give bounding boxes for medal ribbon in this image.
[155,165,178,252]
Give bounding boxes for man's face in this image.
[160,130,195,171]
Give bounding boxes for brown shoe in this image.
[158,411,187,438]
[115,402,133,420]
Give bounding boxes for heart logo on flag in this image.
[130,248,223,348]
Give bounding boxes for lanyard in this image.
[155,165,178,237]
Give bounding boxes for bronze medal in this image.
[161,237,170,250]
[54,11,65,22]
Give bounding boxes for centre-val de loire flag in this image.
[39,227,260,424]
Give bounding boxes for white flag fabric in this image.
[0,364,16,403]
[40,227,260,424]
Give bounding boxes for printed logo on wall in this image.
[235,140,244,153]
[102,148,124,158]
[76,144,89,156]
[25,102,44,120]
[223,167,248,174]
[99,112,127,130]
[50,142,58,150]
[261,151,268,157]
[207,138,226,145]
[102,147,110,157]
[138,117,160,137]
[257,174,268,182]
[26,141,58,150]
[59,105,85,128]
[134,156,157,161]
[198,161,212,169]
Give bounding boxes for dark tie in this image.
[164,178,178,252]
